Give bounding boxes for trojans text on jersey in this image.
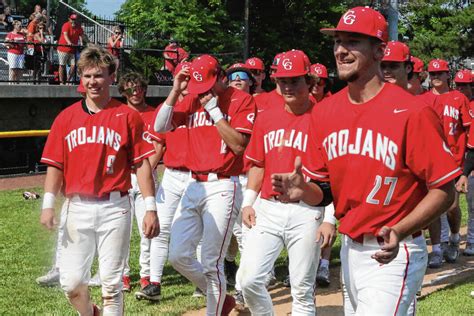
[323,128,398,170]
[65,126,122,152]
[264,129,308,153]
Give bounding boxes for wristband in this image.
[242,189,258,208]
[207,107,224,123]
[144,196,157,211]
[42,192,56,210]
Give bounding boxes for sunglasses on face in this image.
[250,69,262,76]
[316,78,326,87]
[115,32,121,35]
[124,86,143,95]
[228,71,250,81]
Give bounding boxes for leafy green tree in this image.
[399,0,473,64]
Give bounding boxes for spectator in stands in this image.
[5,20,26,83]
[3,6,13,31]
[57,14,87,84]
[27,13,43,45]
[29,4,42,21]
[32,22,49,83]
[163,40,189,74]
[107,25,123,77]
[0,0,6,15]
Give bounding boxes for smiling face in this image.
[333,32,384,83]
[276,76,310,106]
[381,61,411,88]
[81,66,114,101]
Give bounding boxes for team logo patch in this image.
[343,10,356,25]
[315,67,323,75]
[433,61,440,69]
[193,71,203,82]
[247,113,255,124]
[442,142,453,156]
[142,131,153,144]
[384,48,391,56]
[457,72,464,79]
[249,59,255,66]
[282,58,293,70]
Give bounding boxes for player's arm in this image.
[148,141,165,170]
[457,148,474,193]
[242,165,264,228]
[40,166,63,230]
[154,66,189,132]
[135,158,160,239]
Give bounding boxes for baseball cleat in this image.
[464,243,474,256]
[221,294,236,316]
[445,241,460,263]
[88,273,101,287]
[428,251,443,269]
[139,276,150,290]
[192,286,205,298]
[234,290,246,311]
[122,275,131,292]
[282,274,291,288]
[36,267,60,286]
[316,265,331,287]
[135,283,161,301]
[264,270,277,289]
[224,259,238,287]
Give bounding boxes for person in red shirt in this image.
[57,14,87,84]
[5,20,25,82]
[107,25,123,77]
[407,56,427,95]
[40,45,159,316]
[162,40,189,74]
[244,57,266,95]
[310,63,332,102]
[239,49,335,315]
[272,7,460,315]
[154,54,256,315]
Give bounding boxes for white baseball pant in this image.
[467,175,474,244]
[239,197,323,316]
[59,192,131,316]
[341,234,427,316]
[169,176,241,316]
[149,167,191,283]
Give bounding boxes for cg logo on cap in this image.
[249,59,255,66]
[315,67,323,75]
[433,62,440,69]
[193,71,203,82]
[343,10,356,25]
[457,72,464,79]
[282,58,293,70]
[384,48,391,56]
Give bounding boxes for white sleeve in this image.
[154,103,174,133]
[323,202,336,225]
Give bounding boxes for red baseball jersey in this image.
[170,87,256,175]
[41,99,155,197]
[245,99,314,199]
[139,105,161,144]
[468,100,474,149]
[57,21,84,54]
[418,90,438,107]
[430,90,470,166]
[254,89,283,113]
[303,83,462,240]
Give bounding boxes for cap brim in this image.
[320,28,384,42]
[271,71,308,78]
[187,77,217,95]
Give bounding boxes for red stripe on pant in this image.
[394,243,410,315]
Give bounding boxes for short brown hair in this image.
[77,44,116,76]
[117,72,148,94]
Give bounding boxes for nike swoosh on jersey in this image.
[393,109,408,114]
[116,113,125,117]
[231,98,239,102]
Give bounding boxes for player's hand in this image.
[372,226,400,264]
[455,175,468,193]
[172,65,190,94]
[316,222,336,249]
[199,91,217,109]
[242,206,256,228]
[143,211,160,239]
[271,156,306,203]
[40,208,57,230]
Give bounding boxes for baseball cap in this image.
[69,14,77,20]
[271,52,285,70]
[271,50,310,78]
[454,69,472,84]
[428,59,449,72]
[410,56,424,73]
[310,63,328,79]
[173,61,191,77]
[245,57,265,71]
[320,6,388,42]
[187,55,220,95]
[382,41,410,62]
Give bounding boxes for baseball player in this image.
[407,56,427,96]
[244,57,266,95]
[310,63,332,102]
[135,62,193,301]
[238,49,335,315]
[39,45,159,316]
[154,54,256,315]
[117,72,165,293]
[272,7,461,315]
[454,69,474,256]
[253,53,285,112]
[424,59,470,268]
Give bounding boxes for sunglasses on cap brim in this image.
[228,71,250,81]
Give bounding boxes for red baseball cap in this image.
[187,55,220,95]
[69,14,77,20]
[410,56,424,73]
[428,59,449,72]
[320,6,388,42]
[271,50,310,78]
[173,61,191,77]
[454,69,473,83]
[310,63,328,79]
[382,41,410,62]
[245,57,265,71]
[271,52,285,70]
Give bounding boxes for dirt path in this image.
[184,228,474,316]
[0,174,45,191]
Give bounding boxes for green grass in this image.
[0,189,470,315]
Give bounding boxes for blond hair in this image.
[77,44,116,76]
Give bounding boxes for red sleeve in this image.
[302,112,329,182]
[129,111,155,164]
[61,22,70,34]
[406,106,462,188]
[40,114,65,170]
[459,94,471,127]
[229,94,256,134]
[244,115,265,167]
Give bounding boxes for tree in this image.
[399,0,473,65]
